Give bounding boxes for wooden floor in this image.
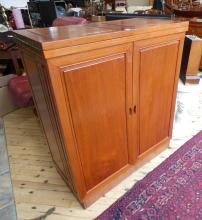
[3,80,202,220]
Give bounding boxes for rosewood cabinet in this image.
[13,18,188,207]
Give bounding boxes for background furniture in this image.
[13,18,188,208]
[152,0,163,10]
[0,32,22,75]
[105,12,171,20]
[28,1,67,27]
[163,2,202,71]
[52,16,87,26]
[0,48,21,75]
[180,35,202,84]
[0,74,18,117]
[8,76,33,108]
[105,0,127,9]
[187,19,202,69]
[0,32,21,116]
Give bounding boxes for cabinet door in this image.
[134,35,183,155]
[48,44,137,191]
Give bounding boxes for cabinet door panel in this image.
[137,40,179,154]
[60,49,134,190]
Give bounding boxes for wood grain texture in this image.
[12,18,188,53]
[13,18,188,207]
[63,55,129,190]
[139,40,179,154]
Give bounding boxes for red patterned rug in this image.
[96,131,202,220]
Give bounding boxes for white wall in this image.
[0,0,28,9]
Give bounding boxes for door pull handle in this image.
[129,107,133,115]
[134,105,136,114]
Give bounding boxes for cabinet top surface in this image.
[13,18,188,51]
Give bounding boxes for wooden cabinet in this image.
[13,18,188,207]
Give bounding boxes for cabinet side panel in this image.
[139,41,179,154]
[21,50,75,190]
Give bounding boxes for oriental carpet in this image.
[97,131,202,220]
